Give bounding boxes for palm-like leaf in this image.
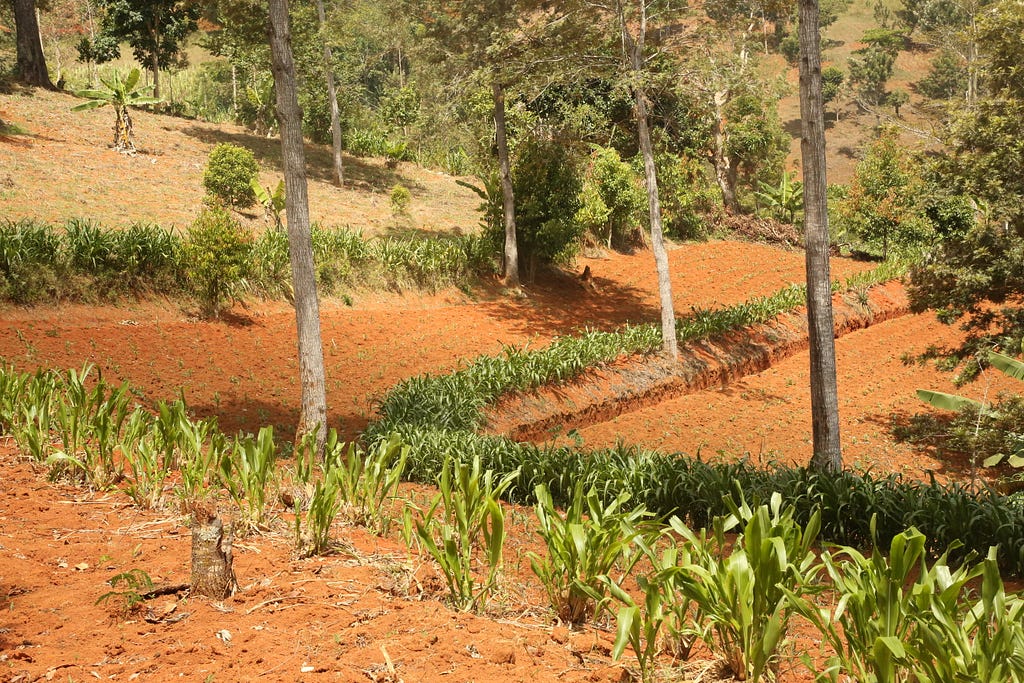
[988,350,1024,381]
[916,389,985,413]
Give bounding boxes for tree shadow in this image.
[867,409,987,481]
[477,266,662,340]
[178,125,403,192]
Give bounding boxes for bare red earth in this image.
[0,241,999,682]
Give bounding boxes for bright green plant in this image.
[173,411,224,512]
[606,540,704,683]
[119,409,173,510]
[180,205,252,318]
[390,184,412,217]
[756,171,804,224]
[71,68,161,152]
[608,565,674,683]
[910,547,1024,682]
[671,493,822,681]
[528,482,651,624]
[251,178,285,230]
[203,143,259,208]
[96,569,154,617]
[295,468,344,557]
[415,454,518,612]
[324,431,408,536]
[219,426,277,533]
[788,522,927,683]
[47,367,133,488]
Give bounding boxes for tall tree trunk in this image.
[268,0,328,453]
[493,80,519,288]
[150,50,162,99]
[798,0,842,472]
[316,0,344,186]
[13,0,54,88]
[712,90,739,213]
[635,88,678,360]
[625,2,677,360]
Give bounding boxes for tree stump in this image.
[190,506,237,599]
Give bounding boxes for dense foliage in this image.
[0,218,494,307]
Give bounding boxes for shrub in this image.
[483,135,585,278]
[390,184,411,216]
[0,219,62,303]
[203,143,258,207]
[577,146,646,248]
[181,205,253,317]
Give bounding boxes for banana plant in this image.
[755,171,803,224]
[251,178,285,230]
[917,349,1024,467]
[71,68,162,152]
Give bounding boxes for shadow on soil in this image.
[179,125,403,192]
[870,409,986,481]
[478,266,662,340]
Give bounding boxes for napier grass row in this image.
[366,269,1024,578]
[0,217,492,306]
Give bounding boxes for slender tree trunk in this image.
[13,0,54,88]
[625,2,677,360]
[268,0,328,453]
[712,90,739,213]
[798,0,842,472]
[635,89,678,360]
[316,0,344,186]
[150,50,161,100]
[493,80,519,288]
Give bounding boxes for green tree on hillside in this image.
[908,0,1024,381]
[81,0,200,99]
[837,128,928,258]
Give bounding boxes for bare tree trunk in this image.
[13,0,54,89]
[493,80,519,288]
[798,0,842,473]
[635,89,678,360]
[150,50,162,100]
[190,508,236,599]
[712,90,739,213]
[316,0,344,186]
[268,0,328,454]
[625,2,677,360]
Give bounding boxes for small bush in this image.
[181,205,252,317]
[390,184,411,216]
[203,143,258,208]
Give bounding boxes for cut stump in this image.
[190,506,237,599]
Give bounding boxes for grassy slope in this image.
[1,0,942,232]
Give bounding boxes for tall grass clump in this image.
[0,219,62,303]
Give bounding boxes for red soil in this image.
[0,240,1001,682]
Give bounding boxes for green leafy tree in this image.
[837,128,929,258]
[484,135,584,279]
[577,146,646,248]
[918,50,967,100]
[822,66,845,116]
[848,30,901,105]
[82,0,200,99]
[71,68,162,152]
[203,143,259,208]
